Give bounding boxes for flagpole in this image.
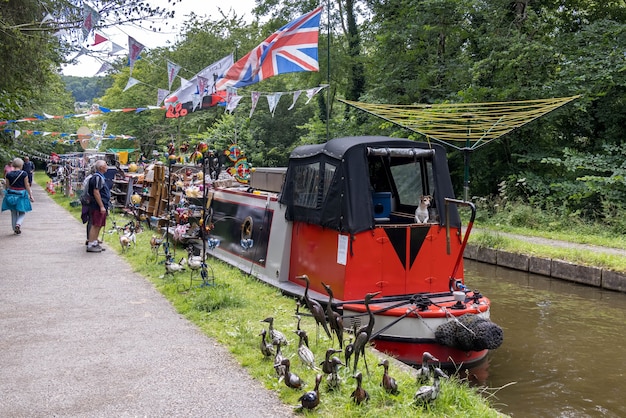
[326,0,330,142]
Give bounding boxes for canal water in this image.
[464,260,626,417]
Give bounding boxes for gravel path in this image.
[0,183,295,417]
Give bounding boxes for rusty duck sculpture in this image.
[378,358,399,395]
[350,371,369,405]
[281,358,306,389]
[320,348,342,375]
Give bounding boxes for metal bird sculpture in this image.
[298,374,322,410]
[416,351,439,385]
[350,371,369,405]
[261,316,288,347]
[379,359,399,395]
[352,291,381,374]
[415,367,448,405]
[282,358,306,389]
[295,330,318,370]
[258,329,274,359]
[273,343,287,381]
[320,348,342,375]
[322,282,344,348]
[296,275,332,342]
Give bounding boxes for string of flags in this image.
[3,6,328,136]
[2,128,135,143]
[0,85,328,126]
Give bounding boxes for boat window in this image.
[293,162,321,208]
[322,163,336,202]
[390,159,435,206]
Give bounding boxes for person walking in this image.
[1,158,34,234]
[23,156,35,184]
[86,160,110,253]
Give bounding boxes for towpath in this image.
[0,182,294,417]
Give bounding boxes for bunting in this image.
[0,85,328,125]
[164,54,234,118]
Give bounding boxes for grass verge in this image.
[37,173,507,417]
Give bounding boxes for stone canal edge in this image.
[464,244,626,293]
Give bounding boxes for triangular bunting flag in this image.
[167,60,181,91]
[109,42,125,55]
[250,91,261,118]
[266,92,282,117]
[288,90,302,110]
[128,36,145,74]
[305,85,327,104]
[226,95,243,114]
[92,33,108,46]
[95,62,113,75]
[123,77,141,92]
[157,88,170,107]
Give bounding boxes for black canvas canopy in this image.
[280,136,460,234]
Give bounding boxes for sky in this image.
[61,0,257,77]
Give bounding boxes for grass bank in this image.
[37,172,506,417]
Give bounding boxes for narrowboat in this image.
[205,136,502,367]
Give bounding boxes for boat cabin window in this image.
[390,160,435,207]
[293,161,337,209]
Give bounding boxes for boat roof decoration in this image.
[339,96,580,151]
[280,136,459,235]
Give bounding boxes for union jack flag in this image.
[216,6,323,90]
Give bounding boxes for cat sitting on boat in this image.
[415,195,432,223]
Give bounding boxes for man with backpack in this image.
[85,160,111,253]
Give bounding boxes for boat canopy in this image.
[280,136,460,234]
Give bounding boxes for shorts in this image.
[88,208,108,227]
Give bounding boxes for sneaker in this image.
[14,225,21,235]
[86,244,102,253]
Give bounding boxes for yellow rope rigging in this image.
[339,96,580,150]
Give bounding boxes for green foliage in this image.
[62,76,113,103]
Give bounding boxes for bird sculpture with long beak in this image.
[281,358,306,390]
[261,317,288,347]
[352,291,382,374]
[295,330,318,370]
[416,351,439,385]
[322,282,344,349]
[258,329,274,359]
[379,359,399,395]
[350,372,369,405]
[298,374,322,410]
[415,367,448,405]
[296,275,332,342]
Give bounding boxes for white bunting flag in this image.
[266,92,283,117]
[288,90,302,110]
[250,91,261,118]
[123,77,140,92]
[167,60,181,91]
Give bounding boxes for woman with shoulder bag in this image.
[2,158,35,234]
